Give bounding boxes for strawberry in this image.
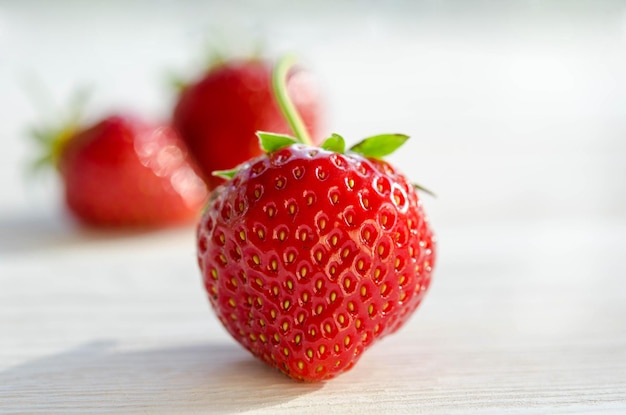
[34,113,208,227]
[196,57,436,381]
[172,57,324,190]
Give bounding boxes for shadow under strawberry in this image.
[0,340,323,413]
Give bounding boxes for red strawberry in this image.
[173,58,324,190]
[35,114,208,227]
[196,58,436,381]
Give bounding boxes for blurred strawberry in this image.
[33,113,208,227]
[172,58,324,190]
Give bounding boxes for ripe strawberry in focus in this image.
[196,57,436,381]
[35,114,208,227]
[173,58,324,190]
[197,135,436,381]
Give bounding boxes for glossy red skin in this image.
[197,145,436,381]
[173,59,323,190]
[59,115,208,227]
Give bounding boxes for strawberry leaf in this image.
[257,131,298,153]
[212,167,239,180]
[349,134,409,159]
[28,86,90,171]
[413,182,437,197]
[321,133,346,153]
[166,70,188,92]
[30,126,54,144]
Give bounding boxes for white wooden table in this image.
[1,218,625,414]
[1,2,626,413]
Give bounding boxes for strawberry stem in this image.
[272,55,312,145]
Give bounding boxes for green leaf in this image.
[166,70,188,92]
[205,49,227,71]
[29,126,54,144]
[349,134,409,159]
[413,182,437,198]
[24,85,89,173]
[321,133,346,153]
[212,168,239,180]
[31,154,53,172]
[257,131,298,153]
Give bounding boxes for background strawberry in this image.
[172,57,324,190]
[196,57,436,381]
[34,113,208,227]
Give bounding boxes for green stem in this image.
[272,55,312,145]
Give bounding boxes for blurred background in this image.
[1,0,625,236]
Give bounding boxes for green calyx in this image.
[257,131,298,152]
[212,56,435,197]
[31,123,78,170]
[324,133,436,197]
[321,133,346,153]
[212,167,240,181]
[255,131,409,160]
[413,183,437,198]
[215,129,435,197]
[349,133,409,158]
[30,88,90,171]
[212,131,299,180]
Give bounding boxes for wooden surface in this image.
[2,2,626,413]
[1,219,625,414]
